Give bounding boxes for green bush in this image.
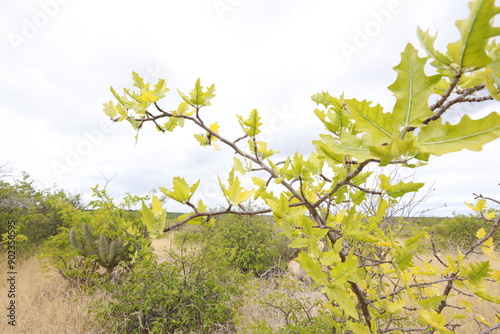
[0,172,84,256]
[92,243,244,334]
[172,212,294,275]
[433,212,500,249]
[206,214,290,275]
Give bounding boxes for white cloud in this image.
[0,0,498,215]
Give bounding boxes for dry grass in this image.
[236,276,327,332]
[0,256,101,334]
[151,232,175,263]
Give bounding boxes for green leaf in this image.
[417,296,446,309]
[388,43,442,130]
[159,177,199,204]
[140,196,166,239]
[178,78,216,107]
[110,86,126,106]
[152,78,169,99]
[296,251,328,284]
[447,0,500,69]
[345,99,394,144]
[379,174,424,198]
[418,112,500,156]
[313,139,345,167]
[485,43,500,99]
[312,91,344,109]
[103,101,119,118]
[464,261,491,284]
[467,199,488,212]
[132,71,147,89]
[393,247,414,271]
[325,285,358,319]
[467,283,500,303]
[369,135,418,166]
[346,321,371,334]
[316,132,373,163]
[329,257,359,286]
[420,310,454,334]
[218,169,254,206]
[288,237,310,249]
[251,141,278,159]
[237,109,262,137]
[350,190,366,205]
[163,117,180,132]
[319,250,341,266]
[417,27,453,69]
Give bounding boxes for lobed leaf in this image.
[379,174,424,198]
[345,99,393,144]
[388,43,442,130]
[446,0,500,69]
[418,112,500,156]
[160,177,199,204]
[237,109,262,137]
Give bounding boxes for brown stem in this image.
[437,273,456,314]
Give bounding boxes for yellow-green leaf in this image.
[446,0,500,68]
[329,257,359,286]
[417,27,452,69]
[388,43,442,130]
[477,227,487,239]
[465,261,491,284]
[317,132,374,163]
[419,310,453,334]
[418,113,500,156]
[345,99,393,144]
[296,251,328,284]
[218,169,254,206]
[159,177,199,204]
[325,285,359,319]
[237,109,262,137]
[379,174,424,198]
[417,296,446,309]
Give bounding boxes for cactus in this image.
[70,223,127,274]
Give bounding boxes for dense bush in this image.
[208,214,291,275]
[174,212,293,275]
[92,242,244,334]
[433,212,500,249]
[0,172,84,257]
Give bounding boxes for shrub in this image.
[92,242,244,334]
[207,213,290,275]
[434,212,500,249]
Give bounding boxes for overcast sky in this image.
[1,0,499,216]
